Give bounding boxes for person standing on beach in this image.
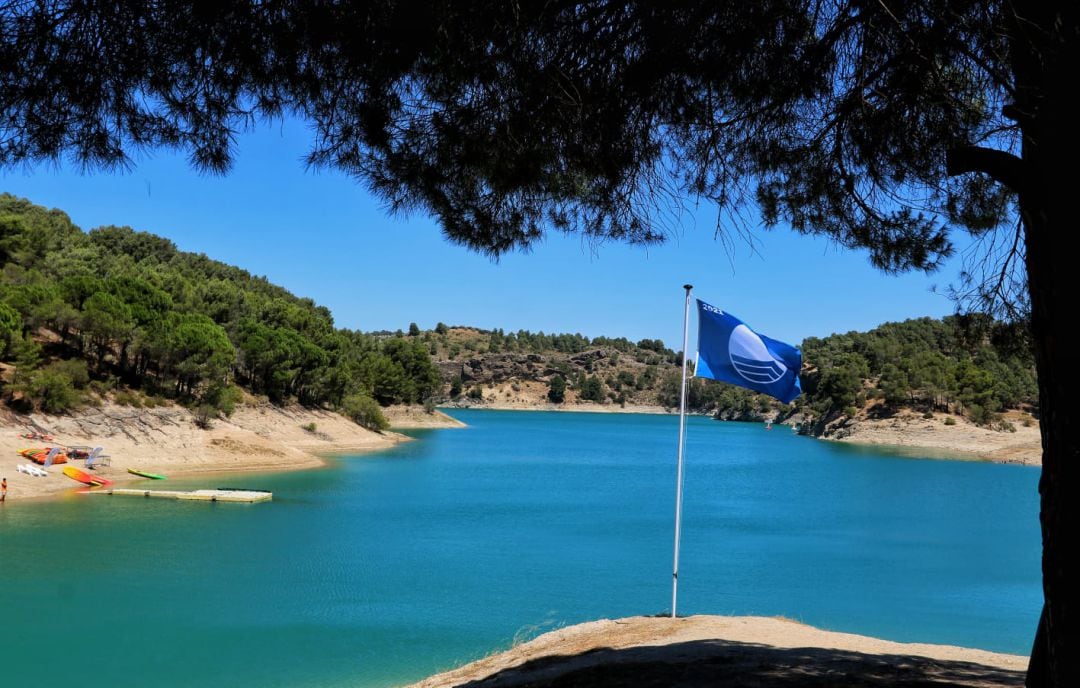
[2,477,7,502]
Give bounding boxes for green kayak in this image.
[127,468,167,480]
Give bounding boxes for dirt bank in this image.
[406,615,1026,688]
[1,401,405,501]
[825,409,1041,466]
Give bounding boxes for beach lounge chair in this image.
[86,447,111,469]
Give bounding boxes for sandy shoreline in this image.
[1,403,463,502]
[4,401,1039,503]
[406,615,1027,688]
[441,401,676,414]
[385,405,470,428]
[442,403,1043,466]
[826,410,1042,466]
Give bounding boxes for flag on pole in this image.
[695,300,802,404]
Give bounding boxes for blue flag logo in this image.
[695,300,802,404]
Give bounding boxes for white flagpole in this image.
[671,284,693,618]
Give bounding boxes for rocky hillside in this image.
[419,327,683,409]
[418,315,1039,437]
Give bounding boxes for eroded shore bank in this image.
[405,615,1027,688]
[1,402,463,502]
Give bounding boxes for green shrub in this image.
[967,404,1001,427]
[114,390,143,407]
[89,378,116,395]
[0,302,20,355]
[202,383,243,417]
[922,411,934,419]
[50,359,89,388]
[341,393,389,432]
[301,422,317,433]
[31,367,82,413]
[193,404,216,429]
[578,375,604,402]
[467,385,483,400]
[944,416,957,426]
[547,375,566,403]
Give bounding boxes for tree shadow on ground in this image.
[866,404,900,420]
[453,638,1024,688]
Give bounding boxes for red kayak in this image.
[19,447,69,465]
[62,466,113,487]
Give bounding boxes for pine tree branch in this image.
[946,146,1026,196]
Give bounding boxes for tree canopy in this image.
[0,2,1024,270]
[0,194,440,417]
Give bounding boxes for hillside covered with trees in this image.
[430,317,1037,433]
[426,325,684,407]
[798,316,1036,431]
[0,194,439,429]
[2,194,1036,436]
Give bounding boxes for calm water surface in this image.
[0,410,1041,686]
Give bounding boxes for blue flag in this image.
[695,300,802,404]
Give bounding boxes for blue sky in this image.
[2,117,976,348]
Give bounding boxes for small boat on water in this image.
[127,468,167,480]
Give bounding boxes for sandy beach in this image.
[384,404,470,428]
[0,402,461,502]
[406,615,1028,688]
[444,401,1043,466]
[826,409,1042,466]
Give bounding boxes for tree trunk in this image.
[1019,7,1080,682]
[1022,182,1080,688]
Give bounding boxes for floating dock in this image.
[90,488,272,503]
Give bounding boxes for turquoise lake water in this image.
[0,410,1041,686]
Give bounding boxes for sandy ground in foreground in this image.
[406,615,1027,688]
[0,402,426,502]
[828,410,1042,466]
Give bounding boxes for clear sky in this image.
[1,116,977,348]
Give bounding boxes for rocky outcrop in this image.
[433,347,678,408]
[443,353,554,385]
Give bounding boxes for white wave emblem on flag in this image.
[728,324,787,384]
